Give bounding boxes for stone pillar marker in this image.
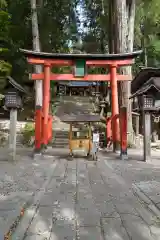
[4,76,27,160]
[8,109,17,161]
[143,111,151,162]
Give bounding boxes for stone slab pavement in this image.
[0,148,58,238]
[0,147,160,239]
[134,180,160,207]
[5,150,159,240]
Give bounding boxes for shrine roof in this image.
[131,68,160,94]
[20,49,142,61]
[130,81,160,99]
[6,76,28,94]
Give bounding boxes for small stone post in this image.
[143,111,151,161]
[135,114,139,136]
[8,109,17,161]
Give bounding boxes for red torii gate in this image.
[21,49,141,158]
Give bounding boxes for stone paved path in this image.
[10,154,160,240]
[0,151,57,237]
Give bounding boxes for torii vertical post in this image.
[35,105,41,152]
[42,63,51,147]
[110,64,119,151]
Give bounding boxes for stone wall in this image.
[0,120,33,146]
[0,120,30,132]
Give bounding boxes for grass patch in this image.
[21,122,35,146]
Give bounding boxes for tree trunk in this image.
[114,0,127,53]
[108,0,115,53]
[114,0,136,143]
[30,0,43,107]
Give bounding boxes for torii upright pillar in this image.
[42,63,51,147]
[110,64,119,151]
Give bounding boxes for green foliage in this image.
[0,0,7,7]
[21,122,35,146]
[0,10,10,36]
[0,60,11,74]
[0,0,79,94]
[134,0,160,70]
[80,0,109,53]
[81,0,160,71]
[0,0,159,95]
[38,0,79,52]
[0,9,12,77]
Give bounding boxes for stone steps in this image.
[52,129,69,148]
[52,143,69,148]
[53,138,68,144]
[52,96,95,149]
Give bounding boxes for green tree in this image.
[0,0,79,92]
[80,0,109,53]
[38,0,79,52]
[134,0,160,68]
[0,6,11,89]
